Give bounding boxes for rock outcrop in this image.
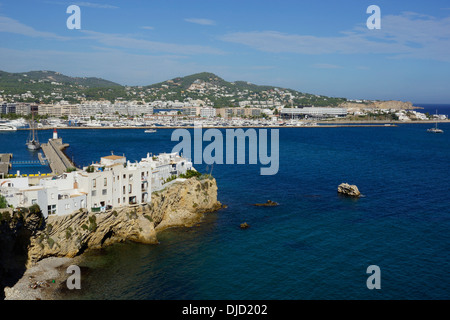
[253,200,278,207]
[337,183,361,197]
[26,177,222,267]
[340,100,420,112]
[0,206,45,299]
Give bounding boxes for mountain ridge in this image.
[0,70,348,107]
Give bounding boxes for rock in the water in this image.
[337,183,361,197]
[253,200,278,207]
[240,222,250,229]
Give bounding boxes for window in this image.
[92,190,97,196]
[47,205,56,215]
[129,174,133,181]
[102,189,107,195]
[32,199,37,204]
[123,186,126,194]
[118,198,120,204]
[104,178,107,186]
[128,184,132,194]
[92,179,96,188]
[123,174,126,179]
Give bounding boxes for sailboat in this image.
[427,110,444,133]
[26,114,41,150]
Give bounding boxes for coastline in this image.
[4,177,223,300]
[3,256,76,300]
[12,119,450,131]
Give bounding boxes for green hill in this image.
[0,70,347,107]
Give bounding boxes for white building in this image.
[280,107,348,119]
[0,152,193,218]
[200,107,216,118]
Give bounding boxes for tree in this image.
[0,195,8,209]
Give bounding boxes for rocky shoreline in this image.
[3,177,223,300]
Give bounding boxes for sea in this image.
[1,103,449,300]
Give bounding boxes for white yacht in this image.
[0,124,17,131]
[26,115,41,150]
[427,110,444,133]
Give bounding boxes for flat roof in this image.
[102,155,125,160]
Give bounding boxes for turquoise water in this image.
[1,121,450,299]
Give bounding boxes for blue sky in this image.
[1,0,450,103]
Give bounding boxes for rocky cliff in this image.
[340,100,419,111]
[0,207,45,299]
[26,177,222,267]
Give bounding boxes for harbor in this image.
[40,130,75,175]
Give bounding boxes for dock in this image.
[41,137,76,175]
[0,153,13,178]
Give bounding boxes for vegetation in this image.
[0,70,347,107]
[88,215,97,232]
[179,170,202,179]
[0,211,11,223]
[0,195,7,209]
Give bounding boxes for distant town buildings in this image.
[280,107,348,119]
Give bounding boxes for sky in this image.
[1,0,450,103]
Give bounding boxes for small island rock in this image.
[240,222,250,229]
[253,200,279,207]
[337,183,361,197]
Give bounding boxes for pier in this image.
[41,130,76,175]
[0,153,13,178]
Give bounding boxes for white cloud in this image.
[45,1,119,9]
[80,30,225,55]
[0,15,68,40]
[140,26,155,30]
[0,47,200,85]
[312,63,342,69]
[75,2,119,9]
[221,12,450,62]
[184,18,216,26]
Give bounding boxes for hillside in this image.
[0,70,348,107]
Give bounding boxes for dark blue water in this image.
[415,103,450,117]
[1,123,449,300]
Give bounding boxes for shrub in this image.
[179,170,202,179]
[0,195,8,209]
[47,237,55,249]
[0,211,11,223]
[29,203,41,215]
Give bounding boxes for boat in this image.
[26,114,41,150]
[144,129,157,133]
[427,110,444,133]
[0,124,17,131]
